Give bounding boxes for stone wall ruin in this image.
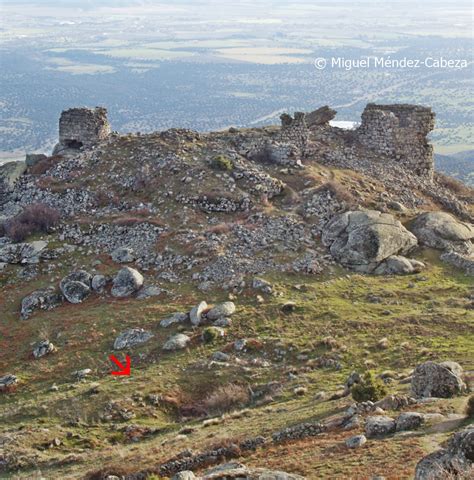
[356,103,435,177]
[54,107,110,154]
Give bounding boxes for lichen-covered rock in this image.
[373,255,425,275]
[411,361,466,398]
[207,302,236,321]
[33,340,56,359]
[59,270,92,292]
[20,288,63,320]
[111,247,135,263]
[0,240,47,264]
[111,267,144,297]
[396,412,424,432]
[345,434,367,449]
[62,280,91,304]
[91,274,107,292]
[322,210,418,273]
[414,426,473,479]
[163,333,191,351]
[113,328,154,350]
[190,301,208,326]
[410,212,473,253]
[0,374,18,392]
[365,416,396,437]
[160,312,188,328]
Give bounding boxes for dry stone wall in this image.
[356,103,435,177]
[56,107,110,152]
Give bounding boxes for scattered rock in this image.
[111,247,135,263]
[346,434,367,449]
[365,415,396,437]
[91,274,107,292]
[33,340,56,359]
[20,288,63,320]
[190,301,208,326]
[62,280,91,304]
[0,374,18,392]
[396,412,424,432]
[163,334,191,351]
[0,240,48,264]
[111,267,144,297]
[252,277,273,294]
[206,302,236,321]
[160,312,188,328]
[114,328,154,350]
[137,285,162,299]
[73,369,92,381]
[411,361,466,398]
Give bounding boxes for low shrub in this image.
[211,155,233,171]
[28,155,62,175]
[203,383,250,414]
[1,203,60,242]
[351,371,388,402]
[202,326,222,344]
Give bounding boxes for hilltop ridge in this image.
[0,103,473,479]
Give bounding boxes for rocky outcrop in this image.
[410,212,473,253]
[322,210,418,274]
[411,361,466,398]
[414,426,473,479]
[206,302,236,321]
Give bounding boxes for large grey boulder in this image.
[111,267,144,298]
[60,270,92,304]
[410,212,473,253]
[163,333,191,351]
[411,361,466,398]
[414,426,473,479]
[0,241,47,264]
[0,161,26,190]
[322,210,418,273]
[20,288,63,320]
[373,255,425,275]
[91,274,107,292]
[207,302,236,321]
[113,328,154,350]
[365,416,396,437]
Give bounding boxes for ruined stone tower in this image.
[356,104,435,177]
[54,107,110,154]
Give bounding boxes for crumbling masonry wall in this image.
[58,107,110,150]
[356,104,435,177]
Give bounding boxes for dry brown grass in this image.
[316,180,356,205]
[202,383,250,415]
[28,155,63,175]
[435,172,473,199]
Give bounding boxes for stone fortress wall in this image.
[51,103,435,178]
[356,104,435,177]
[53,107,110,154]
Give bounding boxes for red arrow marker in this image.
[109,354,131,376]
